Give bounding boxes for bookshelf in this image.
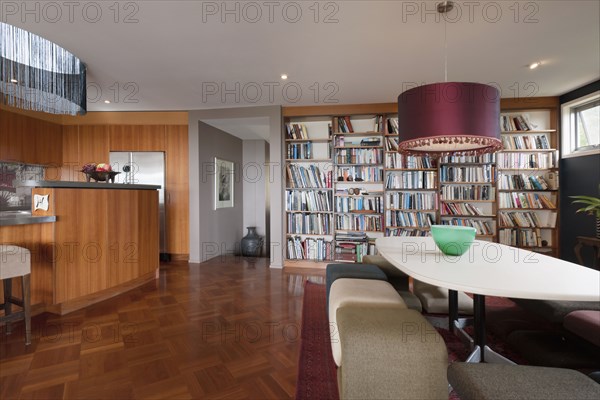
[497,107,560,256]
[282,99,561,267]
[438,154,497,240]
[284,117,334,265]
[332,115,385,263]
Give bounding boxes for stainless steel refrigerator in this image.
[109,152,168,260]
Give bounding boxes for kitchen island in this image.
[0,181,160,315]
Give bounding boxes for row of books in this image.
[385,228,430,237]
[335,214,383,232]
[385,153,436,169]
[499,228,545,247]
[337,116,355,133]
[286,236,333,261]
[286,142,313,160]
[498,174,552,191]
[385,211,435,228]
[385,171,437,190]
[439,165,495,183]
[335,196,383,213]
[335,232,368,242]
[373,115,386,133]
[501,114,535,131]
[335,148,383,164]
[501,134,550,150]
[286,190,332,212]
[385,137,399,151]
[385,192,437,210]
[441,219,494,235]
[498,211,556,228]
[387,117,399,134]
[441,185,495,201]
[335,136,381,147]
[285,123,309,139]
[498,192,556,209]
[334,240,377,263]
[497,152,556,169]
[440,202,486,216]
[286,164,332,188]
[287,213,333,235]
[336,166,384,182]
[439,153,495,164]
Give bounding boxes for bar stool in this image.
[0,245,32,345]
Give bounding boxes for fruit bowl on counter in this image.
[81,163,121,183]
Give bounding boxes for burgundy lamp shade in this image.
[397,82,502,155]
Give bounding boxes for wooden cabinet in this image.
[78,125,110,165]
[109,125,166,151]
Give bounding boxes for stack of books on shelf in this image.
[498,192,556,209]
[335,214,383,232]
[287,142,312,160]
[287,213,332,235]
[385,137,399,151]
[501,135,550,150]
[498,174,550,190]
[441,202,485,216]
[385,154,436,169]
[286,236,332,261]
[497,153,556,169]
[501,114,536,131]
[441,185,495,201]
[334,232,376,263]
[385,228,430,237]
[499,211,556,228]
[387,117,399,134]
[441,219,494,235]
[336,148,383,164]
[285,123,309,139]
[386,192,437,210]
[385,171,437,189]
[373,115,385,132]
[439,154,495,164]
[499,228,544,247]
[385,211,435,228]
[336,166,383,182]
[286,164,332,188]
[335,195,383,213]
[286,190,332,212]
[337,116,354,133]
[440,165,495,182]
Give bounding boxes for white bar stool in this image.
[0,245,32,345]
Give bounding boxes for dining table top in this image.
[376,237,600,302]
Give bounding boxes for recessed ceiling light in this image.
[529,62,540,70]
[104,100,111,104]
[281,74,288,80]
[10,78,18,83]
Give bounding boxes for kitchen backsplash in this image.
[0,162,45,211]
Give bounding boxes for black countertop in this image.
[14,180,161,190]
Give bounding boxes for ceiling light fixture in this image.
[281,74,288,80]
[397,1,502,156]
[529,62,540,70]
[0,22,87,115]
[104,100,111,104]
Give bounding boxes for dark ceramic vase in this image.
[241,227,263,257]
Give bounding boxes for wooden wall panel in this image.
[109,125,166,151]
[78,125,110,165]
[165,125,189,257]
[60,125,81,181]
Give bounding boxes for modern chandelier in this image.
[397,1,502,156]
[0,22,87,115]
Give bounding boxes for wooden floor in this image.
[0,256,325,400]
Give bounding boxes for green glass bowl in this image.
[430,225,477,256]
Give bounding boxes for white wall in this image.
[242,140,268,256]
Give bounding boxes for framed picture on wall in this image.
[215,157,234,209]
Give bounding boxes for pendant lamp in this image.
[0,22,87,115]
[397,2,502,156]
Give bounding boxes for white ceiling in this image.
[201,116,271,141]
[5,0,600,115]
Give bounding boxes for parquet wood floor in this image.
[0,256,324,400]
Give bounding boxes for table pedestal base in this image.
[465,345,516,365]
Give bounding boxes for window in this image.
[562,91,600,158]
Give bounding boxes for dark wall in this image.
[559,80,600,266]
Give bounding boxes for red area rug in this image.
[295,281,524,400]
